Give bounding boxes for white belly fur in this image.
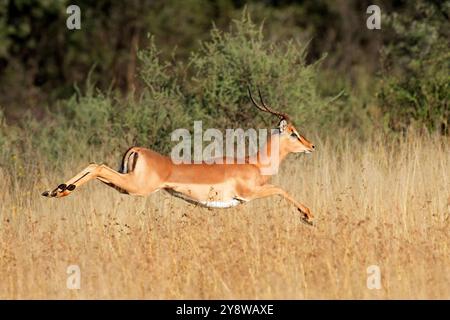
[200,199,241,208]
[164,189,243,208]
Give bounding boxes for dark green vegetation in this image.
[0,0,448,172]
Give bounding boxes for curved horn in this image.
[257,88,290,121]
[247,86,290,121]
[248,86,269,113]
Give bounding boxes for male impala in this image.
[42,88,316,224]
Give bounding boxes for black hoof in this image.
[301,216,314,226]
[50,191,58,197]
[58,184,67,191]
[42,191,49,197]
[67,184,76,191]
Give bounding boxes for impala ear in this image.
[279,119,288,132]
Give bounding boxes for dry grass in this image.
[0,133,449,299]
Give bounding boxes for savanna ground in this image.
[1,133,449,299]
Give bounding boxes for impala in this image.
[42,88,316,224]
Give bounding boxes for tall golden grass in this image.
[0,133,449,299]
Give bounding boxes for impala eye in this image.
[290,132,298,138]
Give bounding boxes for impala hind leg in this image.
[244,184,314,224]
[42,164,141,198]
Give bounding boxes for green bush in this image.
[378,2,450,134]
[187,14,326,129]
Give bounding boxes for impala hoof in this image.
[301,217,314,226]
[50,191,58,197]
[42,191,50,197]
[58,184,67,191]
[67,184,76,191]
[298,208,314,226]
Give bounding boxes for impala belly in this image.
[164,182,245,208]
[203,199,242,208]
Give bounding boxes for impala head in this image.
[248,87,315,154]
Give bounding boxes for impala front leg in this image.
[245,184,314,224]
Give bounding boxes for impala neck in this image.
[255,132,291,174]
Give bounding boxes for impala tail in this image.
[119,147,139,174]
